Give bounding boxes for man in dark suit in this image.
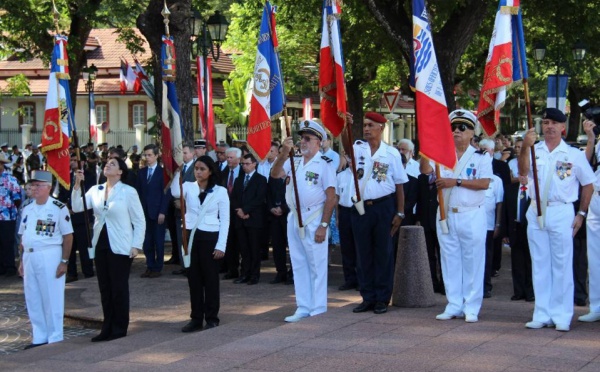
[231,154,267,285]
[416,173,444,294]
[491,154,511,276]
[136,144,170,278]
[168,144,196,274]
[220,147,242,279]
[400,153,418,226]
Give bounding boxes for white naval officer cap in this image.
[0,142,8,148]
[449,109,478,130]
[30,170,53,184]
[298,119,327,141]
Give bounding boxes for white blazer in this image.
[171,183,230,252]
[72,181,146,256]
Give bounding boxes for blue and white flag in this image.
[547,74,568,113]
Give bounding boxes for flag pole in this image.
[283,106,304,231]
[52,1,93,251]
[435,163,449,234]
[344,120,364,215]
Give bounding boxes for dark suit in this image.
[220,166,241,277]
[401,175,418,226]
[416,173,444,293]
[267,176,291,280]
[136,164,170,273]
[505,182,534,300]
[492,159,511,273]
[171,162,196,265]
[231,171,267,281]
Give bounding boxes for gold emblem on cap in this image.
[304,121,310,127]
[455,110,465,117]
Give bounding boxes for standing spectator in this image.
[136,144,170,278]
[231,154,267,285]
[271,120,336,322]
[0,143,12,173]
[400,153,419,226]
[420,110,492,323]
[321,134,340,172]
[215,142,229,172]
[519,108,595,332]
[258,142,279,179]
[173,156,229,332]
[18,170,73,349]
[336,155,358,291]
[194,139,207,159]
[351,112,407,315]
[398,139,420,178]
[0,154,21,276]
[220,147,242,279]
[25,145,43,179]
[73,158,145,341]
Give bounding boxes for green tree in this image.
[0,74,32,116]
[213,78,250,127]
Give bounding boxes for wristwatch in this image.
[397,212,405,219]
[320,222,329,228]
[578,210,588,218]
[60,259,69,264]
[456,179,462,187]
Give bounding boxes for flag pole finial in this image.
[161,1,171,37]
[52,0,60,33]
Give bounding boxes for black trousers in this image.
[270,215,289,277]
[573,235,588,304]
[484,230,494,294]
[68,222,94,278]
[338,206,358,286]
[187,230,221,325]
[0,220,16,272]
[423,228,443,293]
[510,223,534,299]
[223,220,239,276]
[95,228,133,337]
[236,226,262,280]
[492,235,503,271]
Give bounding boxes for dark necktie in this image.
[244,174,250,189]
[518,187,528,223]
[182,164,187,175]
[227,170,234,194]
[147,167,153,183]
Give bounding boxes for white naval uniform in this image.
[525,140,595,326]
[436,146,492,317]
[19,197,73,344]
[284,154,336,317]
[484,175,504,231]
[587,169,600,314]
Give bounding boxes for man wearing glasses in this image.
[420,109,492,323]
[271,120,336,323]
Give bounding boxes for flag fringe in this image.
[499,6,519,15]
[45,163,70,189]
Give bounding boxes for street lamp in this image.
[532,39,586,109]
[82,64,98,143]
[190,10,229,136]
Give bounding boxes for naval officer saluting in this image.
[18,170,73,349]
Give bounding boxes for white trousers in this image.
[437,207,486,316]
[527,203,574,325]
[23,246,65,344]
[287,213,328,317]
[587,193,600,313]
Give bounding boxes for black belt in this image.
[364,194,393,206]
[339,205,353,210]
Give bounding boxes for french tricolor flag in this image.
[319,0,346,137]
[477,0,528,136]
[411,0,456,170]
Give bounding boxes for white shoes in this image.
[525,320,555,329]
[465,313,479,323]
[436,312,464,321]
[284,313,309,323]
[578,312,600,323]
[555,323,570,332]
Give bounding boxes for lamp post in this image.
[190,10,229,137]
[82,64,98,143]
[533,39,586,110]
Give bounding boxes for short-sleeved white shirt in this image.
[437,148,493,208]
[19,197,74,247]
[526,140,595,202]
[484,174,504,230]
[283,154,336,210]
[353,140,407,200]
[336,168,356,208]
[508,158,519,178]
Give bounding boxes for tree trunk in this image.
[138,0,194,143]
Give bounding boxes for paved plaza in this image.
[2,245,600,371]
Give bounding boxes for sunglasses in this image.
[301,135,318,142]
[451,123,473,132]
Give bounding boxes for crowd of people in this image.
[2,107,600,350]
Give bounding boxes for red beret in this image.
[364,112,387,124]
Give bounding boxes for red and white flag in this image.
[119,60,127,94]
[41,35,74,188]
[319,0,346,137]
[197,56,216,148]
[411,0,456,169]
[303,98,313,119]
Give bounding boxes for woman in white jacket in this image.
[72,157,145,342]
[171,155,229,332]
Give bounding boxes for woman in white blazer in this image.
[171,155,229,332]
[72,157,145,342]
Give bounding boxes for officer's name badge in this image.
[371,161,389,183]
[555,161,572,180]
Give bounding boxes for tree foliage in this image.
[213,78,250,127]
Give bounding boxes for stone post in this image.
[215,123,227,143]
[134,124,146,149]
[20,124,32,148]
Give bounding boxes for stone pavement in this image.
[2,245,600,371]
